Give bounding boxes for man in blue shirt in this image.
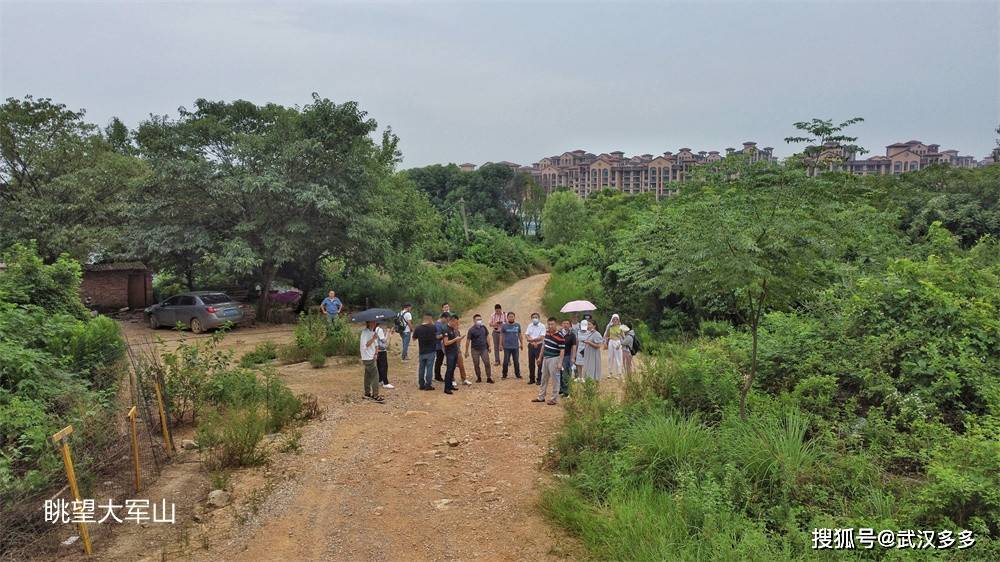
[500,312,524,380]
[321,290,343,321]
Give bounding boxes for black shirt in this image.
[467,324,490,350]
[562,330,577,353]
[413,324,439,355]
[442,327,459,355]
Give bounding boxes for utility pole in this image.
[458,196,469,242]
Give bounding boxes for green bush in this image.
[239,341,278,368]
[635,345,740,421]
[322,316,356,357]
[308,350,326,368]
[441,258,497,295]
[0,245,126,501]
[294,312,327,355]
[196,405,269,469]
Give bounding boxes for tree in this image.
[404,163,524,234]
[614,163,837,420]
[0,96,146,260]
[133,95,399,320]
[784,116,867,162]
[519,175,546,238]
[541,190,585,246]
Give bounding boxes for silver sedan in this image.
[145,292,244,333]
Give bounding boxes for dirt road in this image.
[188,273,579,561]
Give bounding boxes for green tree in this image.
[132,95,399,320]
[541,190,586,246]
[784,116,867,162]
[0,96,147,260]
[615,164,836,419]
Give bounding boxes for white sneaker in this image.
[382,383,394,389]
[452,381,459,389]
[463,380,472,385]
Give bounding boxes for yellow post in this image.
[127,406,141,492]
[152,380,174,454]
[51,425,92,556]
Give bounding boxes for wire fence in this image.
[0,339,173,561]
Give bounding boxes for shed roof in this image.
[83,262,148,272]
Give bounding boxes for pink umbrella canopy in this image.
[560,300,597,313]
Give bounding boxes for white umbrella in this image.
[560,300,597,313]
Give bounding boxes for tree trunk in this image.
[184,267,195,291]
[297,285,312,314]
[256,262,276,323]
[739,320,758,421]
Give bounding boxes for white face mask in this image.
[531,318,540,325]
[475,319,483,326]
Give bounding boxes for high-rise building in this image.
[527,141,774,197]
[811,140,980,176]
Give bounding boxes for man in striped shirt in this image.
[489,304,504,366]
[532,317,565,405]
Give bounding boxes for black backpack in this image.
[630,333,642,356]
[394,311,407,334]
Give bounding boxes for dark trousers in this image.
[560,357,572,396]
[502,348,520,378]
[444,352,458,392]
[470,347,492,381]
[527,345,542,383]
[492,331,502,364]
[376,350,389,385]
[434,349,445,380]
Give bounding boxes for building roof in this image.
[83,262,148,272]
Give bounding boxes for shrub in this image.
[321,317,356,357]
[196,406,268,469]
[294,312,327,356]
[239,341,278,368]
[635,345,740,421]
[308,350,326,368]
[441,259,497,295]
[277,343,308,364]
[698,319,731,338]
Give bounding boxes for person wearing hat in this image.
[620,324,634,378]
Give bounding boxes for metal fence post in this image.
[51,425,93,556]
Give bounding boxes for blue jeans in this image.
[418,352,435,388]
[401,332,412,359]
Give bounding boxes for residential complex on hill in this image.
[461,139,989,197]
[811,139,981,176]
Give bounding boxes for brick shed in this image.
[80,262,154,311]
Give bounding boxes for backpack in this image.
[394,311,407,334]
[629,333,642,356]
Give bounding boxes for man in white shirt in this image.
[524,313,547,385]
[399,303,414,361]
[360,320,383,402]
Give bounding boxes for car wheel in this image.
[148,314,160,329]
[190,318,204,334]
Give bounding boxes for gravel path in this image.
[199,273,579,561]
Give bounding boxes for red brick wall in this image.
[80,271,153,311]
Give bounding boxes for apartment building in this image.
[527,141,774,197]
[813,140,980,176]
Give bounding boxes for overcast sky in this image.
[2,0,998,167]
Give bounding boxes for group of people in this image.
[348,296,637,404]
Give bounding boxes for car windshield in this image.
[199,294,232,305]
